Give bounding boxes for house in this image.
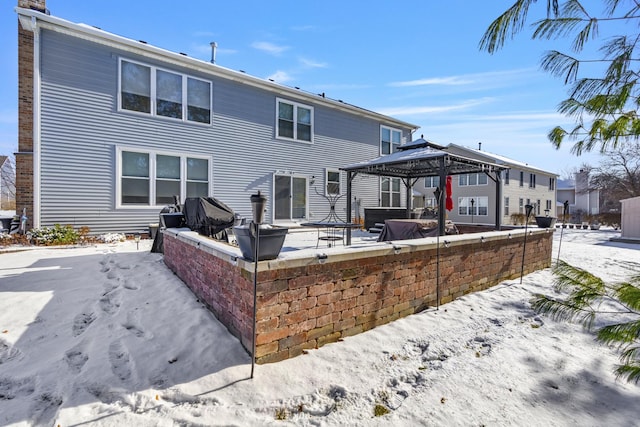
[556,169,600,222]
[412,143,558,226]
[617,196,640,242]
[0,155,16,210]
[15,0,418,234]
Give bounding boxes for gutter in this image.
[15,7,419,132]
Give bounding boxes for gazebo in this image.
[341,138,509,244]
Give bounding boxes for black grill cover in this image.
[183,197,235,240]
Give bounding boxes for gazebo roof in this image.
[341,139,509,179]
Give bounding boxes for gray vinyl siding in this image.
[38,29,412,234]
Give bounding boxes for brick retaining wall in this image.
[163,229,553,364]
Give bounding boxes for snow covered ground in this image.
[1,227,639,426]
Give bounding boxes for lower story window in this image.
[118,147,210,207]
[458,196,488,216]
[381,177,401,207]
[504,197,509,216]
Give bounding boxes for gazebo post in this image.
[346,171,354,245]
[438,156,447,236]
[494,170,502,231]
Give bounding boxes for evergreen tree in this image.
[532,260,640,383]
[480,0,640,154]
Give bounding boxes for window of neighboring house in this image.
[504,197,509,216]
[519,171,524,187]
[536,199,541,215]
[504,169,510,185]
[546,200,552,211]
[425,176,440,188]
[519,197,524,213]
[326,169,340,195]
[119,58,211,124]
[458,196,488,216]
[529,173,536,188]
[277,98,313,142]
[425,197,437,208]
[118,147,210,207]
[381,177,401,207]
[549,177,555,190]
[381,126,402,155]
[459,173,488,186]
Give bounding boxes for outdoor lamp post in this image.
[520,204,534,284]
[470,198,475,224]
[250,191,266,379]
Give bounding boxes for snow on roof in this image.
[446,143,558,176]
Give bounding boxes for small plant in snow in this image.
[373,403,389,416]
[99,233,126,243]
[274,407,287,420]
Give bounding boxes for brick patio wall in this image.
[163,228,553,364]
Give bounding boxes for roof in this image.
[557,179,575,190]
[341,141,508,179]
[446,143,558,177]
[15,7,419,132]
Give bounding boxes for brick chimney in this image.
[16,0,46,229]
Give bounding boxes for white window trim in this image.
[425,176,440,188]
[459,173,489,187]
[380,176,402,207]
[117,57,213,126]
[325,168,341,196]
[380,125,402,155]
[275,98,314,143]
[458,196,489,216]
[272,172,309,223]
[115,145,212,209]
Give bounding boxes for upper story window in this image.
[519,171,524,187]
[277,98,313,142]
[425,176,440,188]
[504,169,510,185]
[119,59,211,125]
[326,169,341,195]
[459,173,488,186]
[529,173,537,188]
[549,177,556,190]
[117,146,210,208]
[381,126,401,155]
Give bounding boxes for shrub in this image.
[30,224,80,245]
[510,213,526,225]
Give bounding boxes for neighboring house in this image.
[15,1,418,234]
[556,169,600,221]
[0,155,16,210]
[412,143,558,226]
[619,196,640,241]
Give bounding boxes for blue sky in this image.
[1,0,610,175]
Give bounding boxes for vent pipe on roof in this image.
[210,42,218,64]
[478,142,482,151]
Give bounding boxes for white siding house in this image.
[413,143,558,226]
[16,3,418,234]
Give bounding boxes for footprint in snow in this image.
[0,376,35,400]
[29,391,63,427]
[108,341,133,382]
[64,346,89,373]
[72,312,97,337]
[99,289,122,315]
[0,338,23,364]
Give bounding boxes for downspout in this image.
[33,15,41,228]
